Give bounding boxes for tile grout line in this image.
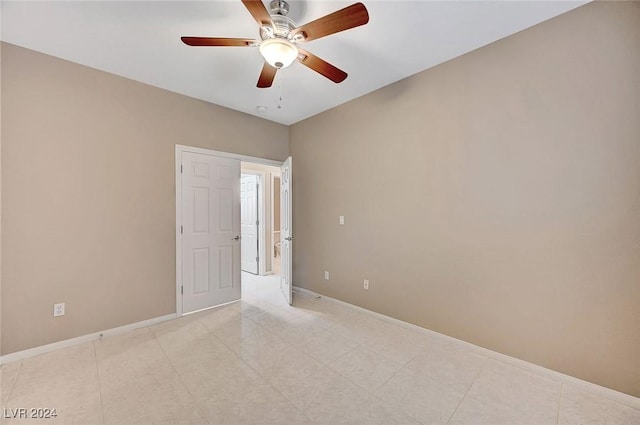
[201,315,316,424]
[246,302,354,385]
[241,307,302,333]
[197,303,322,421]
[2,360,23,408]
[323,345,427,424]
[444,362,485,425]
[369,352,415,395]
[217,304,297,351]
[246,293,436,423]
[148,325,214,425]
[359,334,422,370]
[364,346,461,425]
[337,349,416,421]
[556,382,564,425]
[314,344,372,391]
[91,341,107,425]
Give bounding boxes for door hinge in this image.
[181,285,183,295]
[180,164,183,173]
[256,220,259,226]
[180,225,183,234]
[256,256,260,263]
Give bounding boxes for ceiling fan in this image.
[181,0,369,88]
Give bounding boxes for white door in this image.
[240,174,259,274]
[181,152,241,313]
[280,157,293,305]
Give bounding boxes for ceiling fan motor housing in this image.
[260,0,296,42]
[260,15,296,40]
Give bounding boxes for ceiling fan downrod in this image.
[269,0,290,16]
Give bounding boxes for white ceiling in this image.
[1,0,587,125]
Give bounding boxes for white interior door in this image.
[280,157,293,305]
[181,152,241,314]
[240,174,259,275]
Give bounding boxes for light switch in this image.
[339,216,345,225]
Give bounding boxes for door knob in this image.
[285,236,295,241]
[232,235,240,241]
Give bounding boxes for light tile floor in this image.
[1,272,639,424]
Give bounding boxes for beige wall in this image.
[290,2,640,397]
[1,43,288,354]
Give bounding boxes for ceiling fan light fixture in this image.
[259,38,298,69]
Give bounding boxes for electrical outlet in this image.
[339,216,345,225]
[364,280,369,290]
[53,303,65,317]
[324,271,330,280]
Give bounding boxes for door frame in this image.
[175,145,284,317]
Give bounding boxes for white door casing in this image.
[280,157,293,305]
[181,151,241,314]
[240,174,259,275]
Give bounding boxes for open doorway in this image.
[240,162,282,299]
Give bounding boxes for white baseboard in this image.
[293,285,640,410]
[0,313,177,366]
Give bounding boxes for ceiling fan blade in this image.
[291,2,369,42]
[257,62,278,88]
[297,49,348,83]
[241,0,275,28]
[181,37,256,47]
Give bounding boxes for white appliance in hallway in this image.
[240,173,259,274]
[180,151,241,313]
